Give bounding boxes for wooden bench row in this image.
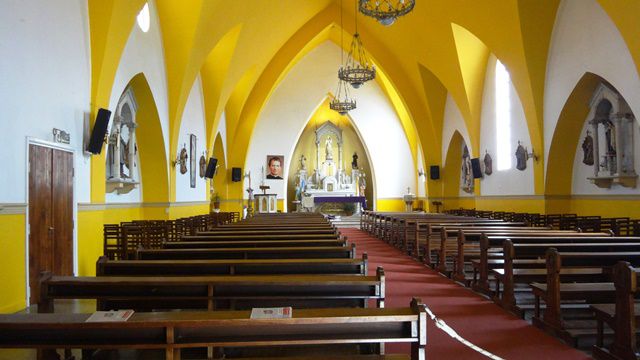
[0,299,427,360]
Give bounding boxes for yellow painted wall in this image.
[435,196,640,219]
[375,199,406,212]
[0,214,26,313]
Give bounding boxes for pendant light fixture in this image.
[338,0,376,89]
[359,0,415,26]
[331,0,357,115]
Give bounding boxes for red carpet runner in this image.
[341,228,590,360]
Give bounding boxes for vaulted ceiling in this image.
[88,0,639,200]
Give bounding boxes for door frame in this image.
[25,137,77,304]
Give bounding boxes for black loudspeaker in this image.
[87,108,111,154]
[429,165,440,180]
[204,158,218,179]
[471,158,483,179]
[231,167,242,182]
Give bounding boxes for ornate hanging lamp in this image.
[330,78,357,115]
[338,0,376,89]
[331,0,357,115]
[359,0,415,26]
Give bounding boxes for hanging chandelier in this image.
[339,0,375,88]
[330,78,357,115]
[359,0,415,26]
[330,0,357,115]
[339,33,376,88]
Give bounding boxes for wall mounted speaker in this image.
[471,158,483,179]
[231,167,242,182]
[87,108,111,154]
[429,165,440,180]
[204,158,217,179]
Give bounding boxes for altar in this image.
[292,121,368,214]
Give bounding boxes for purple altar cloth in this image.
[313,196,367,209]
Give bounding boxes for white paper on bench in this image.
[85,310,135,322]
[250,307,292,319]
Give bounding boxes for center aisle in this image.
[341,228,590,360]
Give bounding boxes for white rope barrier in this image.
[424,305,505,360]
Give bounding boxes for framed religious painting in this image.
[266,155,284,180]
[190,134,197,188]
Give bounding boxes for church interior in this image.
[1,0,640,358]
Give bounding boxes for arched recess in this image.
[211,132,228,208]
[442,131,475,210]
[127,73,170,204]
[545,72,603,212]
[286,97,375,212]
[226,9,431,210]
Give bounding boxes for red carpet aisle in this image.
[341,228,590,360]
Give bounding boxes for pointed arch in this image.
[127,73,170,203]
[212,132,228,208]
[546,72,603,198]
[442,131,476,210]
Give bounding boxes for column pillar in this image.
[591,119,600,177]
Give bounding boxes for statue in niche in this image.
[483,150,493,175]
[351,152,359,169]
[299,154,307,171]
[515,141,527,171]
[199,154,207,178]
[581,131,594,166]
[179,146,189,174]
[325,136,333,161]
[461,146,473,193]
[604,119,616,155]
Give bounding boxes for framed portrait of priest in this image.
[266,155,284,180]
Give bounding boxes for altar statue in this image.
[325,136,333,161]
[351,152,358,169]
[299,154,307,170]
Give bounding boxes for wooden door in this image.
[28,144,74,304]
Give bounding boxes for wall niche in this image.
[585,83,637,188]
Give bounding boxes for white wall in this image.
[0,0,91,203]
[441,94,473,197]
[175,75,208,201]
[416,144,426,197]
[544,0,640,182]
[441,94,472,164]
[245,41,415,205]
[479,55,535,195]
[106,0,169,203]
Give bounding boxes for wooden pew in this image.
[591,261,640,360]
[39,267,386,313]
[432,226,559,274]
[451,230,608,284]
[96,254,369,276]
[163,238,347,249]
[497,241,640,316]
[179,233,341,241]
[197,227,337,235]
[136,244,356,260]
[529,248,640,345]
[473,233,614,295]
[0,299,427,360]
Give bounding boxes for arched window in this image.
[137,3,150,33]
[495,60,512,170]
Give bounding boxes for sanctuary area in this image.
[1,1,640,359]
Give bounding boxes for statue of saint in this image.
[483,151,493,175]
[515,142,527,171]
[581,131,594,166]
[299,154,307,171]
[179,146,188,174]
[199,155,207,178]
[461,146,473,193]
[325,136,333,161]
[351,152,358,169]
